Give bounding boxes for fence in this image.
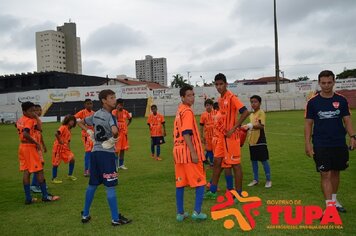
[3,87,355,121]
[154,96,309,117]
[0,112,19,123]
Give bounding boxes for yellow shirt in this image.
[248,109,267,145]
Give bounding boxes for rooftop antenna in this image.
[69,18,71,23]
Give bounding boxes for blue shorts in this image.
[151,136,165,146]
[89,151,118,187]
[205,150,213,159]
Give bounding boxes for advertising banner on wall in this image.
[46,85,149,103]
[295,81,314,91]
[152,88,172,99]
[16,90,46,104]
[335,78,356,90]
[8,85,150,112]
[121,85,148,98]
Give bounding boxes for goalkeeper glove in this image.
[102,137,118,149]
[242,123,253,130]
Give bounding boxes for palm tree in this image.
[171,74,189,88]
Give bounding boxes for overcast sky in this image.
[1,0,356,84]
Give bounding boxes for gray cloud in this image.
[227,0,356,81]
[188,38,236,60]
[84,23,145,55]
[82,60,109,77]
[83,60,135,78]
[176,46,275,82]
[203,38,236,55]
[8,21,56,49]
[0,60,33,73]
[114,63,135,77]
[294,49,325,61]
[0,14,21,34]
[231,0,356,27]
[308,9,356,48]
[0,1,355,80]
[0,14,56,50]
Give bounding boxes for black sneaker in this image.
[336,206,347,213]
[81,211,91,223]
[42,194,60,202]
[111,214,132,226]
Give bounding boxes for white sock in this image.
[332,194,343,207]
[325,200,334,207]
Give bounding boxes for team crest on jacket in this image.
[332,102,340,109]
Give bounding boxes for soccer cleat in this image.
[111,214,132,226]
[119,165,128,170]
[67,175,78,181]
[204,191,217,200]
[30,185,42,193]
[336,205,346,213]
[51,178,63,184]
[205,183,220,191]
[265,181,272,188]
[151,154,155,159]
[25,197,38,205]
[42,194,60,202]
[191,211,207,221]
[176,212,189,222]
[81,211,91,223]
[248,180,258,187]
[156,157,162,161]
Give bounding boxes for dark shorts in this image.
[313,146,349,172]
[151,136,165,146]
[205,150,213,159]
[249,145,269,161]
[89,151,118,187]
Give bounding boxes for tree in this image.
[336,69,356,79]
[203,81,214,87]
[297,76,310,81]
[171,74,189,88]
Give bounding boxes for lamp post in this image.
[274,0,280,92]
[200,75,205,86]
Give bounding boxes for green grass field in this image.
[0,110,355,236]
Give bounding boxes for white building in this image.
[135,55,167,86]
[36,22,82,74]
